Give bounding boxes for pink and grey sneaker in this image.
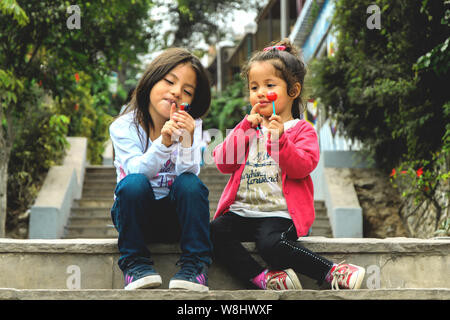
[123,262,162,290]
[252,268,302,290]
[327,261,366,290]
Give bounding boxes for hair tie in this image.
[263,45,286,52]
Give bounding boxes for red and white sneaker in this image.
[262,269,302,290]
[329,261,365,290]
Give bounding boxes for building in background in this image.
[208,0,361,153]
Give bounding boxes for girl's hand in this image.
[247,103,263,128]
[161,103,182,147]
[267,114,284,141]
[172,108,195,148]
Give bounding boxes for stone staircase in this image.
[63,165,332,238]
[2,165,448,300]
[0,237,448,300]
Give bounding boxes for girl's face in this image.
[248,61,299,120]
[149,62,196,122]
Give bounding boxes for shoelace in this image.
[127,262,154,276]
[331,261,350,290]
[266,271,286,290]
[175,260,200,278]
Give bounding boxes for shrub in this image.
[203,75,248,135]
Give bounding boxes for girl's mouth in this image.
[164,99,177,108]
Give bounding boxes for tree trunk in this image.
[0,107,12,238]
[0,160,7,237]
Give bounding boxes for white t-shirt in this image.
[109,111,202,199]
[229,119,300,219]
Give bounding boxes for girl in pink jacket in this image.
[210,39,365,291]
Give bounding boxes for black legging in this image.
[210,212,334,285]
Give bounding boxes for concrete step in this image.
[0,238,448,291]
[81,185,228,197]
[85,165,115,174]
[67,216,112,227]
[62,222,331,239]
[0,288,448,300]
[311,217,332,228]
[73,198,114,208]
[70,164,331,240]
[83,180,117,188]
[64,225,117,238]
[71,207,111,218]
[65,207,330,238]
[309,228,332,237]
[81,180,227,195]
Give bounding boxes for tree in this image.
[0,0,154,236]
[309,0,449,170]
[309,0,450,236]
[148,0,262,50]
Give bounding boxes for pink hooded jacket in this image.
[212,115,320,237]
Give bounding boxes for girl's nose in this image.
[170,85,182,98]
[257,88,266,98]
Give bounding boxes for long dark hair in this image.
[241,38,306,119]
[127,48,211,152]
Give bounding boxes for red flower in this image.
[74,73,80,82]
[400,170,407,174]
[390,168,396,177]
[416,167,424,177]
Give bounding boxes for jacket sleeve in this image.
[174,119,202,176]
[267,121,320,179]
[213,115,255,174]
[110,118,176,180]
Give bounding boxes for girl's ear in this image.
[289,82,302,99]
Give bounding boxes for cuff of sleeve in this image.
[242,115,254,131]
[153,136,176,153]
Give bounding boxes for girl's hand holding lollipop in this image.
[266,91,284,140]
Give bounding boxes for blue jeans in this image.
[111,172,212,271]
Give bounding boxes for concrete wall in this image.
[312,150,371,238]
[28,137,87,239]
[102,139,113,166]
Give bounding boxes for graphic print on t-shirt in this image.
[234,131,287,212]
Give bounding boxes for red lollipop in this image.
[267,91,277,101]
[267,92,277,114]
[180,103,189,111]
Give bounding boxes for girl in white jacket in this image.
[109,48,212,292]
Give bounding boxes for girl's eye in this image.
[164,78,174,85]
[250,86,258,91]
[184,90,193,96]
[267,83,275,88]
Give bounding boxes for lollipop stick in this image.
[272,101,276,115]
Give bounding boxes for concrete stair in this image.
[0,237,448,300]
[63,165,333,238]
[0,288,448,300]
[14,165,447,300]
